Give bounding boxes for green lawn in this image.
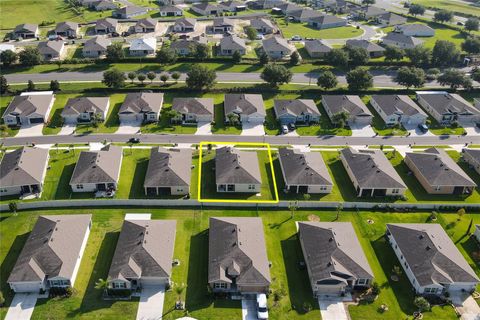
[0,95,18,138]
[413,0,480,17]
[361,96,407,136]
[74,94,125,134]
[276,19,364,39]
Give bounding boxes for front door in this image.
[21,185,31,194]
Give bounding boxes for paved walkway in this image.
[318,295,350,320]
[136,285,165,320]
[58,124,76,136]
[16,124,44,137]
[451,293,480,320]
[241,123,265,136]
[241,299,257,320]
[195,122,212,135]
[5,293,38,320]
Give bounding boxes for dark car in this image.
[111,32,120,37]
[128,137,140,143]
[288,123,296,131]
[418,124,429,133]
[476,122,480,129]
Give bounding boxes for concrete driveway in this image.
[241,123,265,136]
[241,299,257,320]
[136,285,165,320]
[5,293,38,320]
[318,296,348,320]
[403,124,434,137]
[16,123,44,137]
[117,121,142,134]
[58,124,76,136]
[350,124,376,137]
[195,121,212,135]
[451,293,480,320]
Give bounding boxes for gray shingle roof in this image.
[135,18,157,28]
[14,24,38,34]
[304,39,332,53]
[417,93,480,116]
[308,13,345,25]
[174,17,196,28]
[192,2,218,11]
[55,21,79,33]
[341,148,407,189]
[215,147,262,185]
[346,39,385,53]
[395,23,434,35]
[464,148,480,164]
[278,148,332,186]
[159,5,182,12]
[224,94,265,117]
[377,12,406,24]
[213,17,235,27]
[116,5,146,15]
[371,95,426,117]
[119,92,163,114]
[70,145,123,184]
[108,219,176,281]
[144,147,192,188]
[220,35,246,51]
[387,223,479,287]
[0,147,49,188]
[273,99,320,118]
[8,215,92,283]
[250,18,275,30]
[322,95,372,118]
[172,97,214,115]
[96,18,118,29]
[208,217,271,286]
[3,93,55,118]
[383,32,424,46]
[38,40,64,55]
[405,148,476,187]
[262,36,293,54]
[290,8,323,21]
[61,97,109,116]
[170,37,207,50]
[83,36,111,51]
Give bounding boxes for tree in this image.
[137,73,146,84]
[457,208,466,220]
[185,64,216,89]
[408,4,425,16]
[332,111,348,128]
[288,200,298,219]
[346,67,373,91]
[405,46,431,67]
[346,46,369,66]
[94,278,109,294]
[160,73,169,85]
[245,26,257,41]
[395,66,425,89]
[49,80,60,91]
[227,113,240,126]
[19,47,42,66]
[27,80,35,91]
[465,18,479,33]
[290,51,300,65]
[127,72,137,83]
[171,71,181,83]
[462,37,480,54]
[156,47,177,64]
[414,297,430,313]
[106,42,124,61]
[438,69,471,90]
[317,70,338,90]
[384,45,404,62]
[8,202,17,214]
[0,291,4,307]
[260,63,293,87]
[232,50,242,64]
[471,68,480,82]
[162,108,180,123]
[259,52,269,65]
[0,50,17,67]
[193,43,210,60]
[432,40,460,67]
[147,71,156,83]
[362,0,375,9]
[91,112,103,130]
[434,10,453,23]
[326,48,349,68]
[102,68,125,88]
[0,76,8,94]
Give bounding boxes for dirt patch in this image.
[308,214,320,222]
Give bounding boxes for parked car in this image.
[475,122,480,129]
[291,35,302,41]
[281,125,289,134]
[128,137,140,143]
[257,294,268,320]
[418,124,429,133]
[288,123,296,131]
[255,34,264,40]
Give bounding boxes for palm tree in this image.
[288,200,298,219]
[95,278,109,295]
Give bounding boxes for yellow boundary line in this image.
[197,142,279,203]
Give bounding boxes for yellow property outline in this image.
[197,141,279,203]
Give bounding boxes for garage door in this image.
[141,278,167,287]
[11,282,41,293]
[29,118,44,124]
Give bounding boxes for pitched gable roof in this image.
[119,92,163,114]
[215,147,262,185]
[304,39,332,53]
[346,39,385,53]
[322,95,372,117]
[371,95,426,117]
[273,99,320,118]
[96,18,118,29]
[224,93,265,117]
[3,93,55,118]
[174,17,196,28]
[417,92,480,116]
[70,145,123,184]
[135,18,158,28]
[278,148,332,186]
[144,147,192,188]
[55,21,79,33]
[83,36,111,51]
[0,147,49,187]
[172,97,214,115]
[262,35,293,53]
[38,40,65,55]
[61,97,110,116]
[220,35,246,51]
[383,32,423,46]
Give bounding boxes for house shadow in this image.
[460,236,480,269]
[128,158,149,199]
[54,163,76,199]
[45,107,64,130]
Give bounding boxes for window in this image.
[435,186,441,191]
[424,287,437,294]
[113,282,127,289]
[248,185,256,190]
[392,189,399,194]
[76,184,84,189]
[356,278,368,285]
[214,282,227,289]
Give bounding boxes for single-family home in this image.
[322,95,373,126]
[159,5,183,16]
[250,18,276,34]
[173,17,197,32]
[119,92,164,123]
[463,148,480,175]
[61,97,110,124]
[219,0,247,12]
[212,17,235,33]
[219,35,246,56]
[172,97,214,123]
[370,95,428,126]
[129,37,157,56]
[37,40,65,60]
[107,216,176,291]
[95,18,119,34]
[345,39,385,58]
[386,223,479,295]
[278,148,333,194]
[83,36,111,58]
[224,93,266,124]
[81,0,117,11]
[416,92,480,125]
[404,147,477,195]
[191,2,221,15]
[376,12,406,26]
[248,0,283,9]
[382,32,423,49]
[13,23,39,39]
[0,147,50,197]
[170,36,207,55]
[262,36,295,59]
[277,2,303,15]
[134,18,159,33]
[304,39,332,58]
[144,147,192,196]
[208,217,271,295]
[54,21,79,38]
[290,9,323,23]
[351,6,387,20]
[8,214,92,293]
[340,148,407,197]
[215,147,262,193]
[298,222,373,296]
[2,92,55,126]
[113,5,148,19]
[307,14,347,29]
[394,23,435,37]
[70,145,123,193]
[273,99,320,125]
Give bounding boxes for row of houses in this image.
[7,212,480,300]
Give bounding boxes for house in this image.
[119,92,164,123]
[277,2,303,15]
[394,23,435,37]
[61,97,110,124]
[313,0,347,12]
[351,6,387,20]
[215,147,262,193]
[273,99,320,125]
[290,9,323,23]
[345,39,385,58]
[144,147,192,196]
[224,93,266,124]
[0,147,50,197]
[304,39,332,58]
[81,0,117,11]
[307,14,347,29]
[212,17,235,33]
[298,222,373,296]
[262,36,295,59]
[208,217,271,294]
[219,0,247,12]
[376,12,407,26]
[250,18,276,34]
[191,2,221,15]
[107,216,176,291]
[386,223,479,295]
[322,95,373,126]
[370,95,428,126]
[37,40,65,60]
[157,0,184,5]
[70,145,123,193]
[129,37,157,56]
[2,92,55,126]
[54,21,79,38]
[172,97,214,123]
[382,32,423,49]
[219,35,246,56]
[170,36,207,55]
[173,17,197,32]
[404,147,477,195]
[134,18,159,33]
[13,23,39,39]
[113,5,148,19]
[416,92,480,125]
[95,18,119,34]
[463,148,480,175]
[340,148,407,197]
[83,36,111,58]
[248,0,283,10]
[278,148,333,194]
[8,215,92,293]
[159,5,183,16]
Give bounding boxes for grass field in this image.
[413,0,480,17]
[276,19,364,39]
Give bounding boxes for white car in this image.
[255,34,264,40]
[281,125,289,134]
[257,294,268,320]
[291,35,302,41]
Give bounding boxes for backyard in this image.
[276,19,364,39]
